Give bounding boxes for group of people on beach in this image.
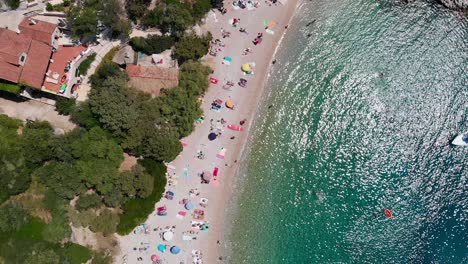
[123,1,291,262]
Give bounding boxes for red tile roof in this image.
[0,60,22,83]
[0,28,31,66]
[18,18,56,45]
[20,40,52,88]
[126,64,179,80]
[44,45,86,93]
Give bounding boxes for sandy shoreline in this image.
[116,1,301,263]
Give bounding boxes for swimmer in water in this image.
[306,19,317,27]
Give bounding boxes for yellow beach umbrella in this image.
[242,63,251,72]
[225,100,234,109]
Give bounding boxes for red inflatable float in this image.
[384,208,393,219]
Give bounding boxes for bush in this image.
[0,80,22,94]
[78,53,96,76]
[46,3,53,11]
[61,243,93,264]
[71,102,101,129]
[117,160,166,234]
[55,97,76,115]
[75,193,102,211]
[5,0,20,10]
[63,0,71,7]
[129,35,175,55]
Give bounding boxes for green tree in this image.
[129,35,175,55]
[25,250,60,264]
[42,215,72,243]
[119,164,154,198]
[99,0,132,39]
[5,0,20,10]
[0,202,30,233]
[21,121,54,168]
[68,6,98,40]
[160,4,193,36]
[192,0,212,20]
[89,76,142,139]
[36,162,85,199]
[89,209,119,236]
[55,97,76,115]
[75,193,103,211]
[173,33,212,64]
[126,0,152,21]
[0,115,31,203]
[71,102,101,129]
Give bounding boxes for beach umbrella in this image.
[242,63,251,72]
[151,255,160,262]
[202,171,212,182]
[170,246,181,255]
[163,231,174,241]
[157,244,166,253]
[225,100,234,109]
[185,201,194,210]
[208,132,217,141]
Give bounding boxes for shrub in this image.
[78,53,96,76]
[55,97,76,115]
[0,80,22,94]
[117,160,166,234]
[63,0,71,7]
[70,102,101,129]
[61,243,93,264]
[5,0,20,10]
[75,193,102,211]
[46,3,54,11]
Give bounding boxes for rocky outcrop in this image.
[438,0,468,10]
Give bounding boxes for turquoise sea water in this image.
[227,0,467,263]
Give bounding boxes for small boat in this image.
[452,132,468,146]
[228,124,244,131]
[384,208,393,219]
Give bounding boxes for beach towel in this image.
[183,166,190,180]
[176,211,187,220]
[167,164,176,170]
[179,138,188,147]
[266,29,275,35]
[183,235,193,241]
[216,148,227,159]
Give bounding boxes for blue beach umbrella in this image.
[170,246,181,255]
[208,132,217,141]
[157,244,166,253]
[185,201,194,210]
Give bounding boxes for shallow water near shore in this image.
[227,0,467,263]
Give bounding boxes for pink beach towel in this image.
[176,211,187,220]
